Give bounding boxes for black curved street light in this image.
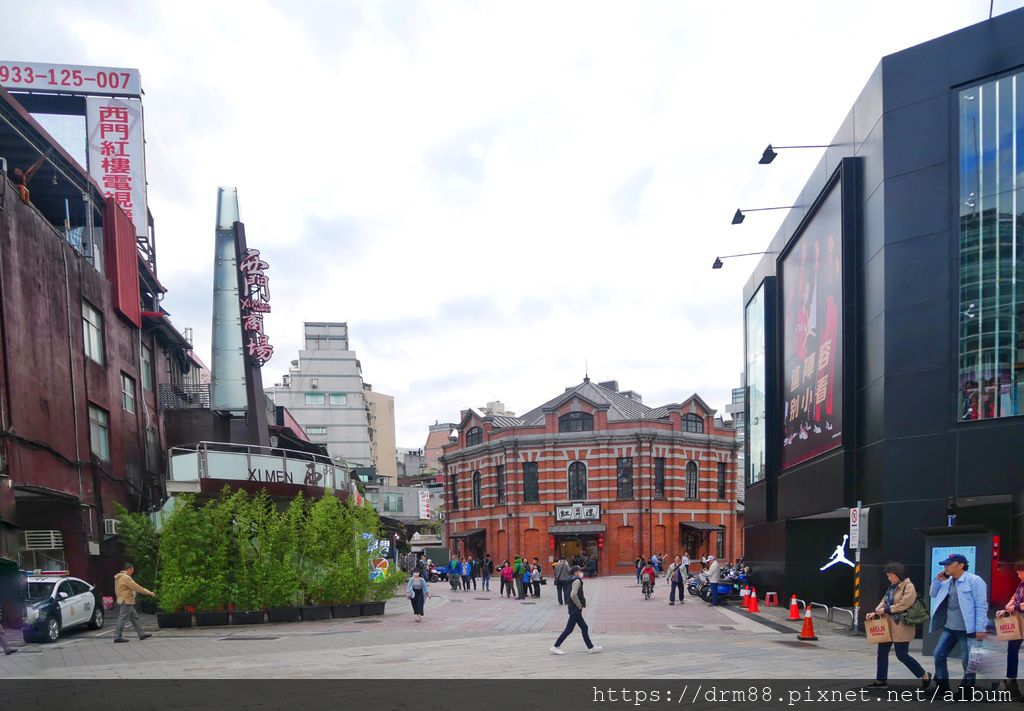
[732,206,798,225]
[712,251,775,269]
[759,143,835,164]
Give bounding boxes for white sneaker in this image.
[588,646,603,654]
[550,646,565,655]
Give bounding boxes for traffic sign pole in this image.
[852,501,862,632]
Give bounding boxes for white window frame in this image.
[141,344,154,391]
[82,301,104,365]
[88,405,110,461]
[121,373,136,413]
[305,392,325,405]
[329,393,347,406]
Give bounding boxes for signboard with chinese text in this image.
[238,247,274,367]
[86,96,148,238]
[555,503,601,522]
[0,61,141,97]
[780,183,843,469]
[418,489,431,520]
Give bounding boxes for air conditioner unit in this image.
[23,530,63,550]
[311,378,319,389]
[104,518,119,536]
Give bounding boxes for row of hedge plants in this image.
[117,488,404,628]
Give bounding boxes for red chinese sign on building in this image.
[86,97,147,237]
[238,248,274,367]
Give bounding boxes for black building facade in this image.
[742,10,1024,620]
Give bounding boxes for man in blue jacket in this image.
[928,553,989,691]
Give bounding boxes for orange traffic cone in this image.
[797,605,818,641]
[788,595,801,621]
[740,586,749,607]
[748,587,761,613]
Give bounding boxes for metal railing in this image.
[168,440,345,490]
[158,383,211,410]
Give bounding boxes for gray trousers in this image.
[115,604,144,639]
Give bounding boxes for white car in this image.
[23,574,104,643]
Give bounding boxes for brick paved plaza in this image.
[0,576,976,680]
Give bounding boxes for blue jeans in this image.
[876,641,926,681]
[1008,639,1022,678]
[554,607,593,649]
[933,628,973,684]
[710,582,719,606]
[482,573,490,590]
[670,580,684,603]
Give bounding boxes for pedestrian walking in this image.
[554,556,572,605]
[666,555,686,605]
[404,550,417,575]
[0,602,15,655]
[482,554,494,591]
[514,555,527,599]
[448,558,461,591]
[530,560,542,598]
[586,556,597,578]
[406,570,429,622]
[635,556,644,585]
[705,555,721,606]
[998,561,1024,700]
[501,560,514,598]
[460,557,472,591]
[928,553,989,694]
[113,562,155,643]
[549,566,601,655]
[864,562,930,689]
[681,552,690,576]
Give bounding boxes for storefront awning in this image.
[449,528,486,539]
[549,524,607,535]
[679,521,723,531]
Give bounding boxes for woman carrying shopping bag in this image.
[865,562,930,689]
[996,561,1024,700]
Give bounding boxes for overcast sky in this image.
[4,1,1021,447]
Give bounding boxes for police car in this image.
[22,573,104,643]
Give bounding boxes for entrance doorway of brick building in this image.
[557,536,597,571]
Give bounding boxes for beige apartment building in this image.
[364,385,397,482]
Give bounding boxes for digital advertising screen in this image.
[927,545,977,614]
[780,184,843,469]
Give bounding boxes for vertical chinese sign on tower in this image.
[237,246,274,367]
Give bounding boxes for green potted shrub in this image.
[363,567,405,615]
[264,495,302,623]
[353,502,390,615]
[230,491,267,625]
[193,494,231,626]
[113,503,159,615]
[298,494,336,621]
[156,496,203,627]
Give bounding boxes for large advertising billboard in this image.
[780,184,843,469]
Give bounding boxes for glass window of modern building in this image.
[745,284,767,483]
[958,68,1024,422]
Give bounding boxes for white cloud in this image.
[4,0,1019,445]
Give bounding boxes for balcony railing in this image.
[169,441,345,491]
[159,383,211,410]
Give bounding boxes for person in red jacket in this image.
[640,560,657,597]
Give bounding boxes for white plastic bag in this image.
[966,639,985,674]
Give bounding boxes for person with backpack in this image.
[640,559,657,598]
[549,566,602,655]
[553,557,572,605]
[482,554,494,592]
[666,555,686,606]
[500,560,515,598]
[522,563,532,597]
[448,558,461,592]
[864,562,930,689]
[513,555,527,600]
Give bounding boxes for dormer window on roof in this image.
[559,412,594,433]
[682,413,704,433]
[465,426,482,447]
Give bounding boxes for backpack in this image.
[672,564,683,583]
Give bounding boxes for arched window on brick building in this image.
[465,427,483,446]
[682,413,704,433]
[685,461,699,500]
[568,461,587,500]
[559,412,593,432]
[472,470,482,508]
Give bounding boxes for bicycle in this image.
[642,579,653,600]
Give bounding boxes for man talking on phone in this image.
[928,553,988,693]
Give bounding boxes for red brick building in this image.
[441,379,741,574]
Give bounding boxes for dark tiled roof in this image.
[519,380,669,425]
[489,415,525,429]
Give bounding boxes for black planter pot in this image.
[156,612,193,628]
[360,601,385,616]
[230,610,265,625]
[331,604,361,619]
[266,607,301,623]
[194,610,230,627]
[300,605,332,621]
